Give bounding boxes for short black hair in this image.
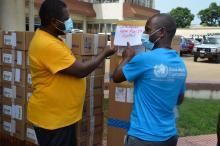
[151,13,177,39]
[39,0,67,27]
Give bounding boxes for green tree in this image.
[170,7,194,28]
[198,2,220,26]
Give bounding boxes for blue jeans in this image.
[125,135,178,146]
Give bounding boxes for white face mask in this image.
[56,18,74,33]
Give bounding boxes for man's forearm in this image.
[81,52,107,77]
[112,58,129,83]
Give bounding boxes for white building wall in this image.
[93,0,124,20]
[176,27,220,38]
[0,0,26,31]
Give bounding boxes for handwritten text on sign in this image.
[114,25,145,46]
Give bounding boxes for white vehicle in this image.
[194,36,220,63]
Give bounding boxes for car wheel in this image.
[194,57,198,62]
[208,58,213,62]
[180,51,183,57]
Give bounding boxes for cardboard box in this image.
[0,49,2,65]
[3,31,26,50]
[86,76,104,97]
[83,95,103,118]
[26,68,32,88]
[77,132,103,146]
[108,83,133,121]
[2,48,27,69]
[2,83,26,102]
[72,34,107,55]
[25,32,34,50]
[76,55,105,76]
[26,87,33,102]
[76,113,103,137]
[2,115,25,140]
[0,31,3,48]
[107,126,127,146]
[25,123,38,145]
[2,98,26,121]
[2,67,26,86]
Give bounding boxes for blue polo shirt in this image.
[123,48,187,141]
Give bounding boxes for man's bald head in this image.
[147,13,177,39]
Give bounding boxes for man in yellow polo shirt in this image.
[27,0,116,146]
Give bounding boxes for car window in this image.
[203,38,220,44]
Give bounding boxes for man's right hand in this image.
[122,42,135,61]
[104,45,117,57]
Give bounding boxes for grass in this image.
[103,98,220,137]
[177,98,220,137]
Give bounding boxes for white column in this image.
[29,0,35,32]
[0,0,26,31]
[83,17,87,33]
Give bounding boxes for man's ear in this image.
[159,27,166,38]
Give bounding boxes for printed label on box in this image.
[28,74,32,84]
[27,128,38,144]
[3,53,13,64]
[12,105,23,120]
[3,71,13,81]
[126,88,134,103]
[3,87,14,99]
[4,35,12,46]
[115,87,126,102]
[16,51,22,65]
[27,92,32,101]
[3,105,12,116]
[15,68,21,82]
[3,121,12,133]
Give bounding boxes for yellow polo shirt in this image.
[27,29,86,130]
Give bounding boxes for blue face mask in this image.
[64,18,74,33]
[141,28,162,51]
[56,18,74,33]
[141,33,155,51]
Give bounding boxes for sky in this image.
[155,0,220,25]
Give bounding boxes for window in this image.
[124,0,153,8]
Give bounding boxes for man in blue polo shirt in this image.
[113,13,187,146]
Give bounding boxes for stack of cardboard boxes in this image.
[0,32,2,133]
[107,32,134,146]
[70,33,107,146]
[0,31,35,143]
[0,31,107,146]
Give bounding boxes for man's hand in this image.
[104,45,118,57]
[122,42,135,61]
[112,42,135,83]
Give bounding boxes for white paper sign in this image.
[114,21,145,46]
[115,87,126,102]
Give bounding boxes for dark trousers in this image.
[125,135,178,146]
[34,123,77,146]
